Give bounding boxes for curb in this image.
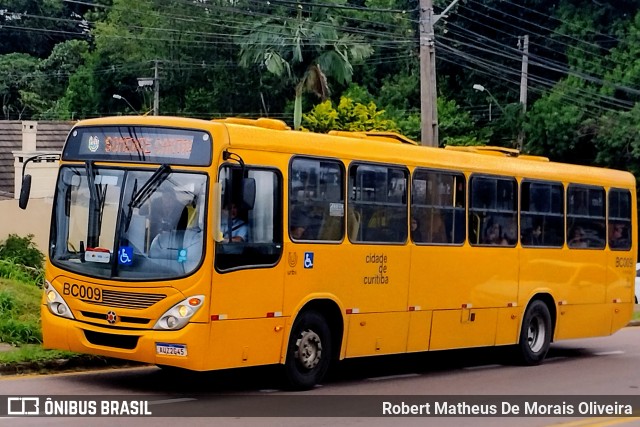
[0,356,142,376]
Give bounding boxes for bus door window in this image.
[521,180,564,248]
[469,175,517,247]
[215,166,282,271]
[567,185,605,249]
[608,188,632,251]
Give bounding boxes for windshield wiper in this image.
[123,164,171,232]
[85,161,107,248]
[129,164,171,209]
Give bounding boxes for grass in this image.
[0,277,42,345]
[0,276,139,374]
[0,344,75,364]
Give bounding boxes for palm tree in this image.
[239,5,373,129]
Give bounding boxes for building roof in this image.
[0,121,73,199]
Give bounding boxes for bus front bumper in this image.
[41,305,211,370]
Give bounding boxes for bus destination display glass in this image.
[63,126,212,166]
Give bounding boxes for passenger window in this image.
[412,169,465,244]
[567,185,605,249]
[608,188,632,251]
[349,164,408,243]
[215,166,282,271]
[521,181,564,248]
[289,158,344,242]
[469,175,517,247]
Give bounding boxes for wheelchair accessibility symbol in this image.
[303,252,314,269]
[118,246,133,266]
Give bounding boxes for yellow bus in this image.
[20,116,636,389]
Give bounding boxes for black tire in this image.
[516,300,552,365]
[284,310,332,390]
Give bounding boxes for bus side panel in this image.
[606,254,635,304]
[205,318,286,370]
[344,312,410,357]
[519,249,567,306]
[494,306,521,346]
[429,308,498,350]
[406,310,433,352]
[611,302,634,333]
[410,246,518,311]
[554,304,612,340]
[282,245,347,316]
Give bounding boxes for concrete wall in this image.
[0,198,53,252]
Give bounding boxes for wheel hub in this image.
[527,315,546,353]
[295,329,322,370]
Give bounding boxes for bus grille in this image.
[83,290,167,310]
[84,330,139,350]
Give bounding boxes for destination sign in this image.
[62,126,212,166]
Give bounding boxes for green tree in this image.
[0,53,45,119]
[239,3,373,129]
[302,96,398,134]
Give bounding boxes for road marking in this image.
[593,351,625,356]
[367,373,420,381]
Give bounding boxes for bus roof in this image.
[72,115,636,188]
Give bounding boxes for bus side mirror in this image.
[242,178,256,211]
[18,175,32,210]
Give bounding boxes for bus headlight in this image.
[43,281,74,320]
[153,295,204,330]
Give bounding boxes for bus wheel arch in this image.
[515,295,555,365]
[284,299,343,390]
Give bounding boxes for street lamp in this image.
[473,84,505,121]
[112,94,138,114]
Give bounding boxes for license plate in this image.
[156,343,187,357]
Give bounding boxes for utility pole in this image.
[153,60,160,116]
[517,35,529,151]
[419,0,436,147]
[419,0,460,147]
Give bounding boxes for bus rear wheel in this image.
[516,300,551,365]
[284,310,332,390]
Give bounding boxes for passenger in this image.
[523,223,543,246]
[290,207,311,240]
[484,220,507,245]
[608,222,629,249]
[223,203,248,242]
[411,217,423,242]
[568,226,588,248]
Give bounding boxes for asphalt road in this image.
[2,327,640,427]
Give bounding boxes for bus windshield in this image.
[50,165,208,281]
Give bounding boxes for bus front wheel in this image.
[284,310,332,390]
[516,300,552,365]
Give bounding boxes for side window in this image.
[521,181,564,248]
[469,175,517,247]
[608,188,632,251]
[567,185,605,249]
[215,166,282,271]
[289,158,344,242]
[411,169,465,244]
[349,164,408,243]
